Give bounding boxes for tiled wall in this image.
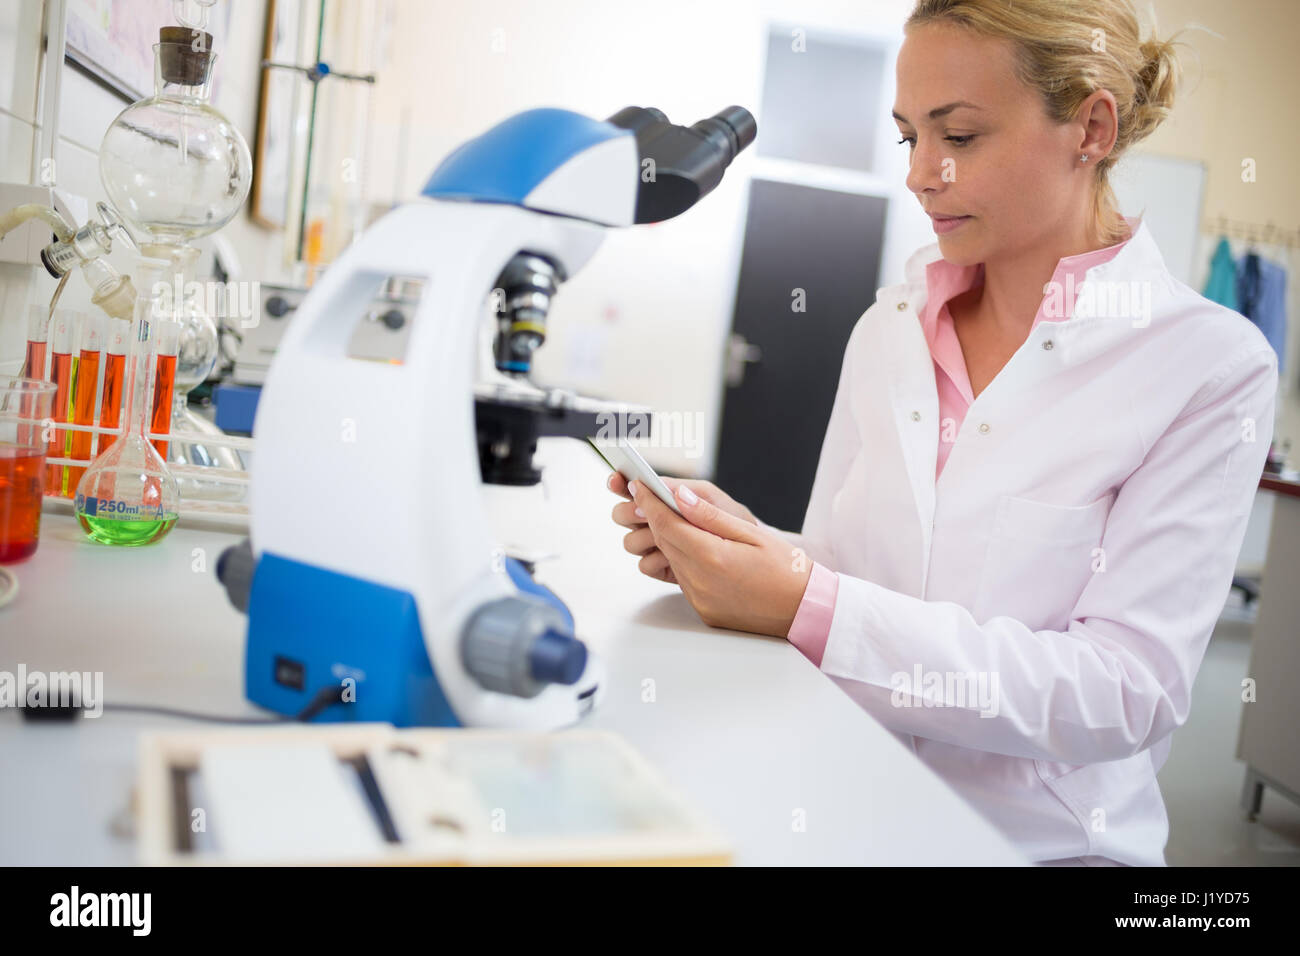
[0,0,287,370]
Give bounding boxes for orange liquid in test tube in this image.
[150,352,177,459]
[66,348,103,492]
[97,352,126,452]
[24,340,47,381]
[43,313,81,496]
[20,305,51,448]
[96,318,129,454]
[45,354,73,495]
[19,341,46,448]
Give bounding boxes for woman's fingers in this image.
[623,527,658,557]
[611,499,646,530]
[605,471,632,500]
[629,534,678,584]
[659,476,757,526]
[611,473,672,581]
[659,475,701,499]
[610,471,677,584]
[638,548,678,584]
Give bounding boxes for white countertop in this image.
[0,438,1026,865]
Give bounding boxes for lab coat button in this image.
[911,411,921,421]
[897,301,908,311]
[1042,339,1054,350]
[979,423,990,434]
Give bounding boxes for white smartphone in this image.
[588,437,683,516]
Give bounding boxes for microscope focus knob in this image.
[528,629,589,685]
[461,596,588,698]
[216,538,257,614]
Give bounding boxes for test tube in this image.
[23,305,50,381]
[150,316,180,459]
[65,313,105,494]
[96,318,129,455]
[18,306,50,446]
[44,310,78,496]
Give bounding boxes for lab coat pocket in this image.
[1034,751,1158,855]
[972,491,1115,631]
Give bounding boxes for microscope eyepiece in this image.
[689,106,757,168]
[606,103,758,223]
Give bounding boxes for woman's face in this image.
[893,22,1104,266]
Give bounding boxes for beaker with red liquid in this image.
[1,378,57,562]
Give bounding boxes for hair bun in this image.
[1136,34,1181,112]
[1119,31,1182,156]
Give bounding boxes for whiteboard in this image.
[1108,152,1207,286]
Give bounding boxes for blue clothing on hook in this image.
[1237,252,1288,375]
[1202,237,1238,310]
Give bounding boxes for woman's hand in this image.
[620,476,814,637]
[607,472,758,585]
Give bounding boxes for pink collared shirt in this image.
[785,217,1139,664]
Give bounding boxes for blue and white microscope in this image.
[217,104,756,729]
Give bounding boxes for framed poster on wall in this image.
[65,0,231,102]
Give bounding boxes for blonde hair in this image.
[905,0,1186,247]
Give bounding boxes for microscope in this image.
[218,104,756,729]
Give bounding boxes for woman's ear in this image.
[1076,89,1119,162]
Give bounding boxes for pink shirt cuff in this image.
[785,561,838,667]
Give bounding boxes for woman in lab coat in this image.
[609,0,1279,867]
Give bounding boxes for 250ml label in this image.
[75,494,166,520]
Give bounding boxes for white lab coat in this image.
[761,218,1278,866]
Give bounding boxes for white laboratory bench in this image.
[0,438,1026,866]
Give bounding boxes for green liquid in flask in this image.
[77,512,178,546]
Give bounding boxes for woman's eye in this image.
[895,134,976,147]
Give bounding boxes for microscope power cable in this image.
[49,686,350,725]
